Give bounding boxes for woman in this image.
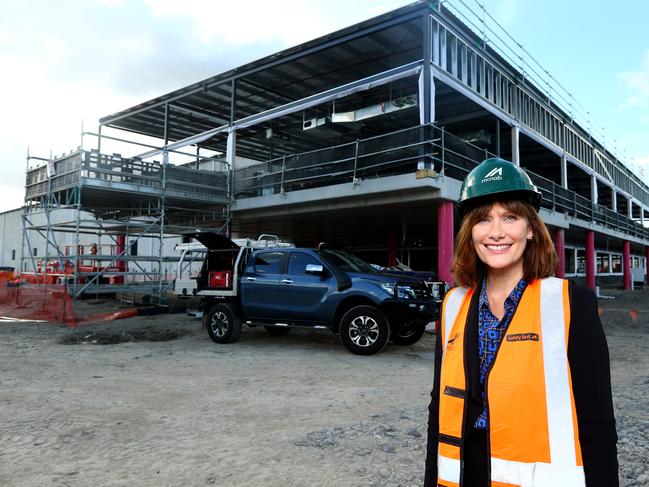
[424,158,618,487]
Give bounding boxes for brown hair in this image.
[451,199,558,288]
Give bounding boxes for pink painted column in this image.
[438,200,454,285]
[623,240,631,290]
[553,229,565,278]
[388,232,398,268]
[115,234,126,284]
[645,246,649,286]
[585,230,596,291]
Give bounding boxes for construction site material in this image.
[0,280,74,323]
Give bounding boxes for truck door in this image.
[240,251,285,320]
[274,251,333,324]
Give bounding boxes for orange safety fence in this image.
[0,276,140,326]
[0,277,75,324]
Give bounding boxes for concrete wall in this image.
[0,208,22,270]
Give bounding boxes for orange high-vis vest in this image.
[437,277,585,487]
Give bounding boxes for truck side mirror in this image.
[305,264,324,275]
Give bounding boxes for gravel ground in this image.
[0,288,647,486]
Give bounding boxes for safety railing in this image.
[25,150,229,204]
[25,151,84,200]
[234,123,649,241]
[234,125,433,198]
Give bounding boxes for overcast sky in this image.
[1,0,648,212]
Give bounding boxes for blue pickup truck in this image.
[184,232,445,355]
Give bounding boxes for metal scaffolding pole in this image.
[72,159,83,298]
[158,150,168,302]
[19,148,30,285]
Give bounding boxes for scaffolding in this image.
[21,131,230,303]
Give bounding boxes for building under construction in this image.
[13,0,649,299]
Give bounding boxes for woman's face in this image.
[471,202,533,276]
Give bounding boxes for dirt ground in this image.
[1,288,648,487]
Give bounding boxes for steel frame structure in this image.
[21,0,649,295]
[97,1,649,222]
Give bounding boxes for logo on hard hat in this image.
[481,166,503,183]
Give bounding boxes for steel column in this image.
[554,229,565,279]
[437,200,454,285]
[590,174,598,206]
[646,246,649,286]
[623,240,631,290]
[230,79,237,124]
[585,230,595,291]
[97,124,102,156]
[388,232,398,268]
[627,198,633,219]
[495,119,501,157]
[511,125,520,165]
[560,153,568,189]
[422,13,432,125]
[611,188,617,212]
[420,13,434,171]
[163,103,169,146]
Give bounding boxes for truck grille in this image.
[424,281,445,301]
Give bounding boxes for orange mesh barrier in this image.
[1,278,145,326]
[0,279,76,324]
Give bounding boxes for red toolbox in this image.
[208,270,232,288]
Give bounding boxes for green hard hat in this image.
[456,158,542,217]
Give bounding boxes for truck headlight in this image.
[380,283,395,296]
[431,283,441,301]
[396,285,416,300]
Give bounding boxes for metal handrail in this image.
[234,123,648,241]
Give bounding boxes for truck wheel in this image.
[339,305,389,355]
[264,326,290,336]
[203,303,241,344]
[390,322,426,346]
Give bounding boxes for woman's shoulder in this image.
[562,279,598,313]
[538,277,596,301]
[567,279,596,299]
[534,278,598,313]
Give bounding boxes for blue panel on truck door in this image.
[240,251,285,320]
[273,251,332,324]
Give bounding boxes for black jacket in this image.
[424,281,618,486]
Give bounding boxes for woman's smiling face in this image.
[471,202,533,276]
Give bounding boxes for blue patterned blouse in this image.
[475,277,528,429]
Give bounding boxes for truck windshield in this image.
[319,250,375,273]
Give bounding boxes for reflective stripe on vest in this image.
[437,278,585,487]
